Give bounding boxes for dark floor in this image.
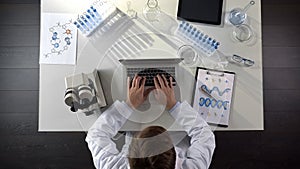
[0,0,300,169]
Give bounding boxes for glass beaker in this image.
[228,1,255,26]
[126,1,137,18]
[143,0,161,21]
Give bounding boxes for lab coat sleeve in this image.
[170,101,216,169]
[85,100,133,169]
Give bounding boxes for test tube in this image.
[73,21,85,34]
[85,13,96,26]
[209,39,217,53]
[183,24,188,31]
[216,42,220,48]
[187,25,194,41]
[195,30,200,39]
[183,22,189,31]
[209,43,216,54]
[182,23,189,37]
[187,25,192,33]
[191,27,197,41]
[90,6,101,18]
[179,21,184,29]
[87,9,100,23]
[77,18,89,32]
[187,25,193,35]
[199,33,204,40]
[205,38,212,51]
[80,15,93,30]
[204,38,212,52]
[192,27,197,38]
[212,39,216,45]
[201,35,207,49]
[180,21,185,27]
[198,37,204,50]
[178,23,183,36]
[198,33,203,46]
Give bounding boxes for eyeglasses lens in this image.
[232,55,243,62]
[244,59,255,66]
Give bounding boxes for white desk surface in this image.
[39,0,263,131]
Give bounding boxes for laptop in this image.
[120,58,183,85]
[118,58,185,131]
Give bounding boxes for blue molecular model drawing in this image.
[44,20,74,58]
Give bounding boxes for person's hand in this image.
[126,75,154,109]
[153,74,177,110]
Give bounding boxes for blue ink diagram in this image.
[40,13,77,65]
[200,84,231,96]
[192,67,235,126]
[44,20,74,58]
[199,97,229,110]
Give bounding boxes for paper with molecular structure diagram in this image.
[40,13,77,65]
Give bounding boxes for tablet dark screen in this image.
[177,0,223,25]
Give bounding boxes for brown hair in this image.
[128,126,176,169]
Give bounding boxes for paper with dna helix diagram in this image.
[192,67,235,127]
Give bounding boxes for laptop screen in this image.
[177,0,223,25]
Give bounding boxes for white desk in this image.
[39,0,263,131]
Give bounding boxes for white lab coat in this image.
[86,100,215,169]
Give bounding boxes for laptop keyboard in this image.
[127,67,176,86]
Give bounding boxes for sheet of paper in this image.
[192,68,235,126]
[40,13,77,65]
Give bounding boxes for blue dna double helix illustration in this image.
[201,85,231,96]
[199,97,229,110]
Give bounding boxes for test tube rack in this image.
[176,21,220,56]
[73,0,117,37]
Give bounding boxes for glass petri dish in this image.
[233,24,253,42]
[177,45,199,67]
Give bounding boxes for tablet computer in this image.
[177,0,223,25]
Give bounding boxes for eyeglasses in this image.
[232,54,255,66]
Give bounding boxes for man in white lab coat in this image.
[86,74,215,169]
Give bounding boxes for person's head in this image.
[128,126,176,169]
